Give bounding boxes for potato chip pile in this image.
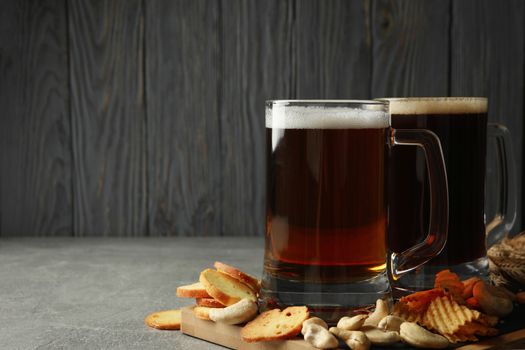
[392,270,506,343]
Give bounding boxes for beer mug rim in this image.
[376,97,487,115]
[266,100,389,129]
[267,99,388,109]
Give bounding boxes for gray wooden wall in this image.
[1,0,523,236]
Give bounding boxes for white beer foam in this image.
[383,97,487,115]
[266,105,389,129]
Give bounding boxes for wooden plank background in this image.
[0,0,523,236]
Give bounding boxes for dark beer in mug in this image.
[387,98,487,268]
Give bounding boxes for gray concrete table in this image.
[0,237,263,350]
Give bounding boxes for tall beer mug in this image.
[261,100,448,322]
[381,97,516,293]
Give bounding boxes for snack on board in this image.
[195,297,225,308]
[329,327,370,350]
[209,299,258,325]
[363,299,389,327]
[145,309,181,330]
[301,323,339,349]
[434,269,465,302]
[400,321,449,349]
[472,280,513,317]
[241,306,309,342]
[176,282,210,298]
[422,295,498,342]
[193,306,212,320]
[200,268,257,306]
[214,261,261,293]
[398,288,445,314]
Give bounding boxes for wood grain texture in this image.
[371,0,450,97]
[0,0,71,236]
[295,0,371,99]
[219,0,294,236]
[145,0,221,236]
[451,0,525,234]
[484,1,524,234]
[68,0,146,236]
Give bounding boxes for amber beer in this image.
[265,104,389,283]
[387,98,487,268]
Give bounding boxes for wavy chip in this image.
[422,296,498,343]
[392,301,423,324]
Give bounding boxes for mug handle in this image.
[389,129,449,280]
[485,123,517,246]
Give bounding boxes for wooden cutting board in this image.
[181,306,525,350]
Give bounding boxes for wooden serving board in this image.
[181,306,525,350]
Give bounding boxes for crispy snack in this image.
[214,261,261,293]
[194,306,212,320]
[434,270,464,302]
[462,277,482,299]
[241,306,309,342]
[399,288,445,314]
[423,296,498,343]
[176,282,210,298]
[392,301,423,324]
[466,297,481,309]
[145,309,181,330]
[200,268,257,306]
[196,297,226,308]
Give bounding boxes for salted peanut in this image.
[302,317,328,331]
[378,315,405,332]
[337,314,367,331]
[145,309,181,330]
[361,325,401,346]
[302,324,339,349]
[209,299,257,325]
[363,299,389,327]
[517,291,525,304]
[473,281,513,317]
[214,261,261,293]
[462,277,481,299]
[400,322,449,349]
[200,269,257,306]
[329,327,370,350]
[194,306,212,321]
[176,282,210,298]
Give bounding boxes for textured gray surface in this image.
[0,237,263,349]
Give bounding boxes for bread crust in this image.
[176,282,210,298]
[241,306,309,342]
[214,261,261,293]
[144,309,181,330]
[196,297,226,308]
[200,269,256,306]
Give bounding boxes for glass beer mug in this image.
[261,100,449,321]
[381,97,516,293]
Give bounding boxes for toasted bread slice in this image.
[196,297,226,308]
[200,268,256,306]
[194,306,212,321]
[145,309,181,330]
[214,261,261,293]
[241,306,309,342]
[176,282,210,298]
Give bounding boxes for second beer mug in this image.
[261,100,448,322]
[382,97,517,293]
